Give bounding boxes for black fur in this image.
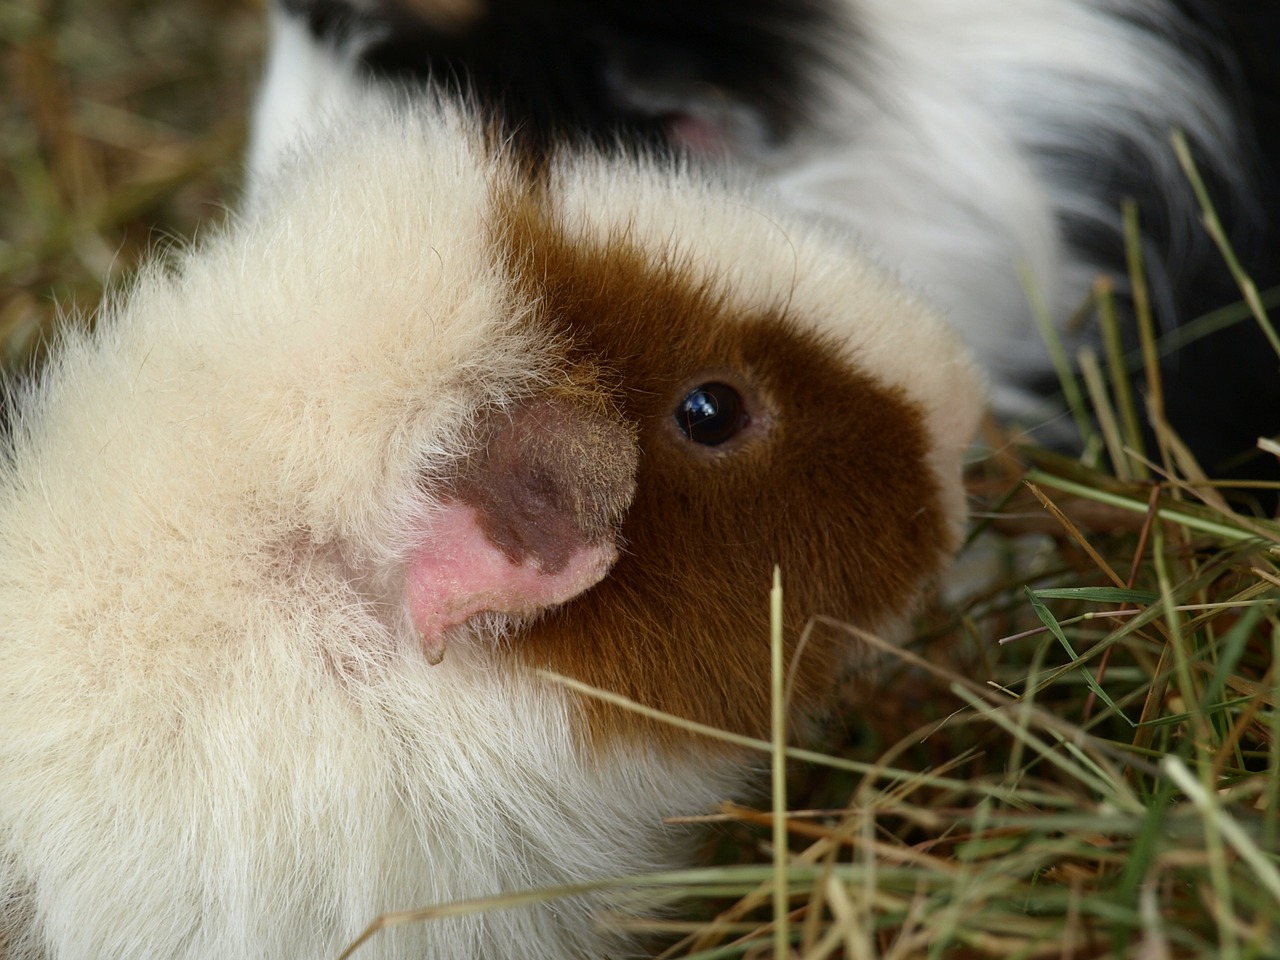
[282,0,850,154]
[1148,3,1280,489]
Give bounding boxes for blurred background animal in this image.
[253,0,1280,492]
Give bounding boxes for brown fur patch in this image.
[490,182,952,750]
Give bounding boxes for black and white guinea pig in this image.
[252,0,1280,481]
[0,98,982,959]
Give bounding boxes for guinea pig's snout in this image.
[406,394,638,662]
[458,396,639,562]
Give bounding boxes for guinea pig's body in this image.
[254,0,1280,477]
[0,100,981,959]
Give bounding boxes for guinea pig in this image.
[0,97,982,959]
[251,0,1280,484]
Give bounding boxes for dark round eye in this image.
[674,382,750,446]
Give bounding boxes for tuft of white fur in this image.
[0,100,979,959]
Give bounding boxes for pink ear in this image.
[406,503,619,662]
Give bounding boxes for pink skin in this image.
[668,113,732,158]
[405,503,617,663]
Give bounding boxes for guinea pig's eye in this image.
[674,382,750,446]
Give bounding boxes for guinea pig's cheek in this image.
[405,503,618,663]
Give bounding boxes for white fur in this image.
[0,102,980,959]
[779,0,1235,419]
[246,0,1238,428]
[248,6,378,186]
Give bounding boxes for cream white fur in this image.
[0,102,980,959]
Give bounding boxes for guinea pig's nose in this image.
[406,395,638,659]
[458,396,639,568]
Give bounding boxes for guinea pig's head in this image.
[243,102,982,753]
[467,160,984,749]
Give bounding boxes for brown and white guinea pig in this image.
[0,97,982,959]
[252,0,1280,485]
